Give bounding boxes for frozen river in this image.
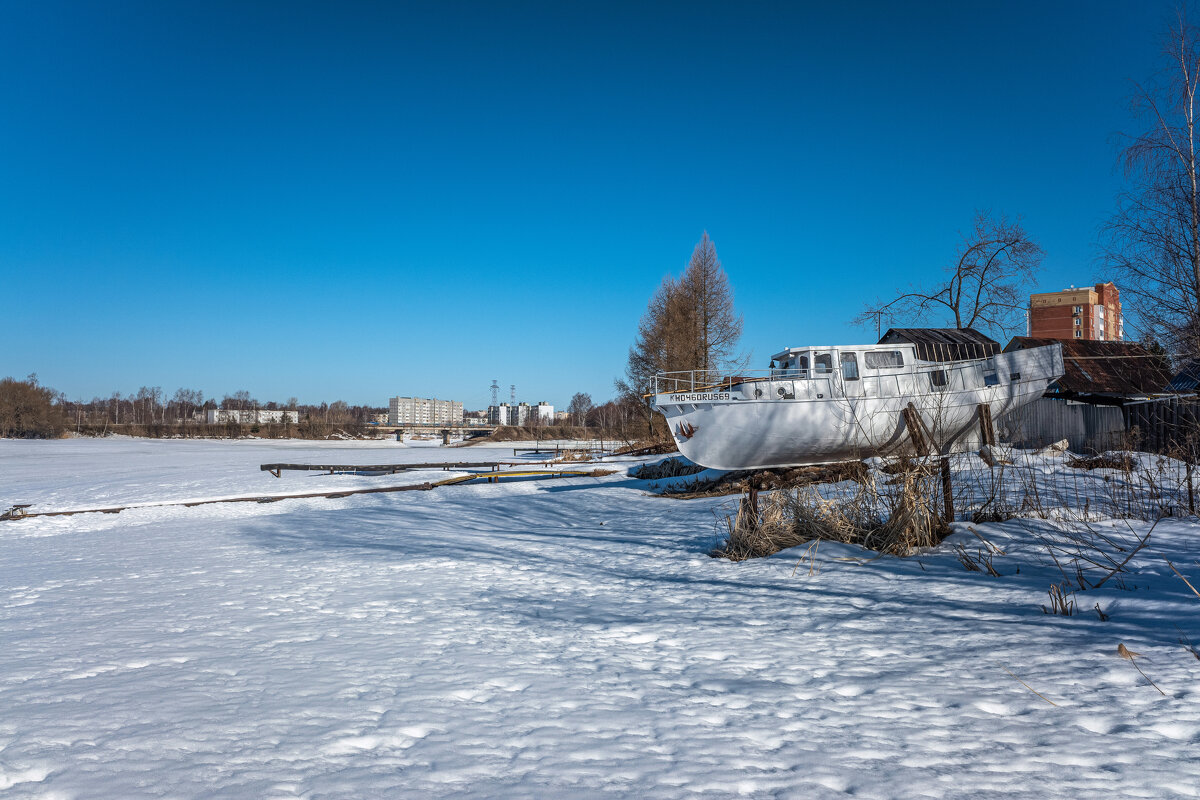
[1,438,1198,798]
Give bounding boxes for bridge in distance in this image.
[373,423,498,442]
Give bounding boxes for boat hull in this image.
[652,345,1062,470]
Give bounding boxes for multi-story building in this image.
[206,409,299,424]
[529,401,554,424]
[487,401,555,426]
[487,403,509,426]
[1029,282,1123,342]
[388,396,464,426]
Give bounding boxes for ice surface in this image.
[1,439,1198,798]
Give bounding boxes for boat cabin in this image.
[770,344,914,382]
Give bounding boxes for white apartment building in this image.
[388,396,464,426]
[487,401,554,426]
[206,409,299,424]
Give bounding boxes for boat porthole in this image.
[776,387,786,397]
[754,388,763,398]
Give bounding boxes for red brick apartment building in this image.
[1028,282,1123,341]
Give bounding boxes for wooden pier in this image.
[259,461,522,478]
[511,443,612,458]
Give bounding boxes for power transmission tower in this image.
[490,380,499,407]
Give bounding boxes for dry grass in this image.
[1042,584,1076,616]
[556,449,596,463]
[954,544,1000,576]
[712,469,950,561]
[663,461,866,499]
[1067,453,1135,472]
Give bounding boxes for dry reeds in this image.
[711,468,950,561]
[1067,453,1135,472]
[1042,584,1076,616]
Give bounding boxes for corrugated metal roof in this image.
[1168,360,1200,392]
[877,328,1000,362]
[1004,337,1173,397]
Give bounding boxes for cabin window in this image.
[777,354,809,378]
[1010,372,1021,381]
[983,357,999,386]
[840,352,859,380]
[814,353,833,374]
[929,369,948,389]
[864,350,904,369]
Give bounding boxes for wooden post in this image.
[1188,461,1195,515]
[977,403,996,446]
[902,404,930,457]
[940,457,954,522]
[740,484,760,531]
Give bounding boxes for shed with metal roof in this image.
[878,328,1000,362]
[1003,337,1173,401]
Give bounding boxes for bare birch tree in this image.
[856,211,1043,338]
[568,392,593,427]
[1102,11,1200,357]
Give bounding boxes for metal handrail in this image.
[651,356,1000,396]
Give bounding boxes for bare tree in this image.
[679,232,744,373]
[568,392,594,427]
[1102,11,1200,356]
[172,388,204,424]
[617,232,745,407]
[856,211,1043,338]
[0,374,64,438]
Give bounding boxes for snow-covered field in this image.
[2,438,1199,798]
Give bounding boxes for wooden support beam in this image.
[3,470,605,521]
[977,403,996,447]
[902,403,931,457]
[940,457,955,523]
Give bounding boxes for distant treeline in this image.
[0,375,64,438]
[0,376,656,442]
[0,376,386,439]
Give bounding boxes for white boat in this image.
[650,335,1064,470]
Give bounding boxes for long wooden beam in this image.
[260,461,522,477]
[2,470,608,521]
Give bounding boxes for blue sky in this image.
[0,1,1177,409]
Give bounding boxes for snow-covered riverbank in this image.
[1,439,1198,798]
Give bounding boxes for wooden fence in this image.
[1124,396,1200,455]
[998,395,1200,456]
[998,397,1126,453]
